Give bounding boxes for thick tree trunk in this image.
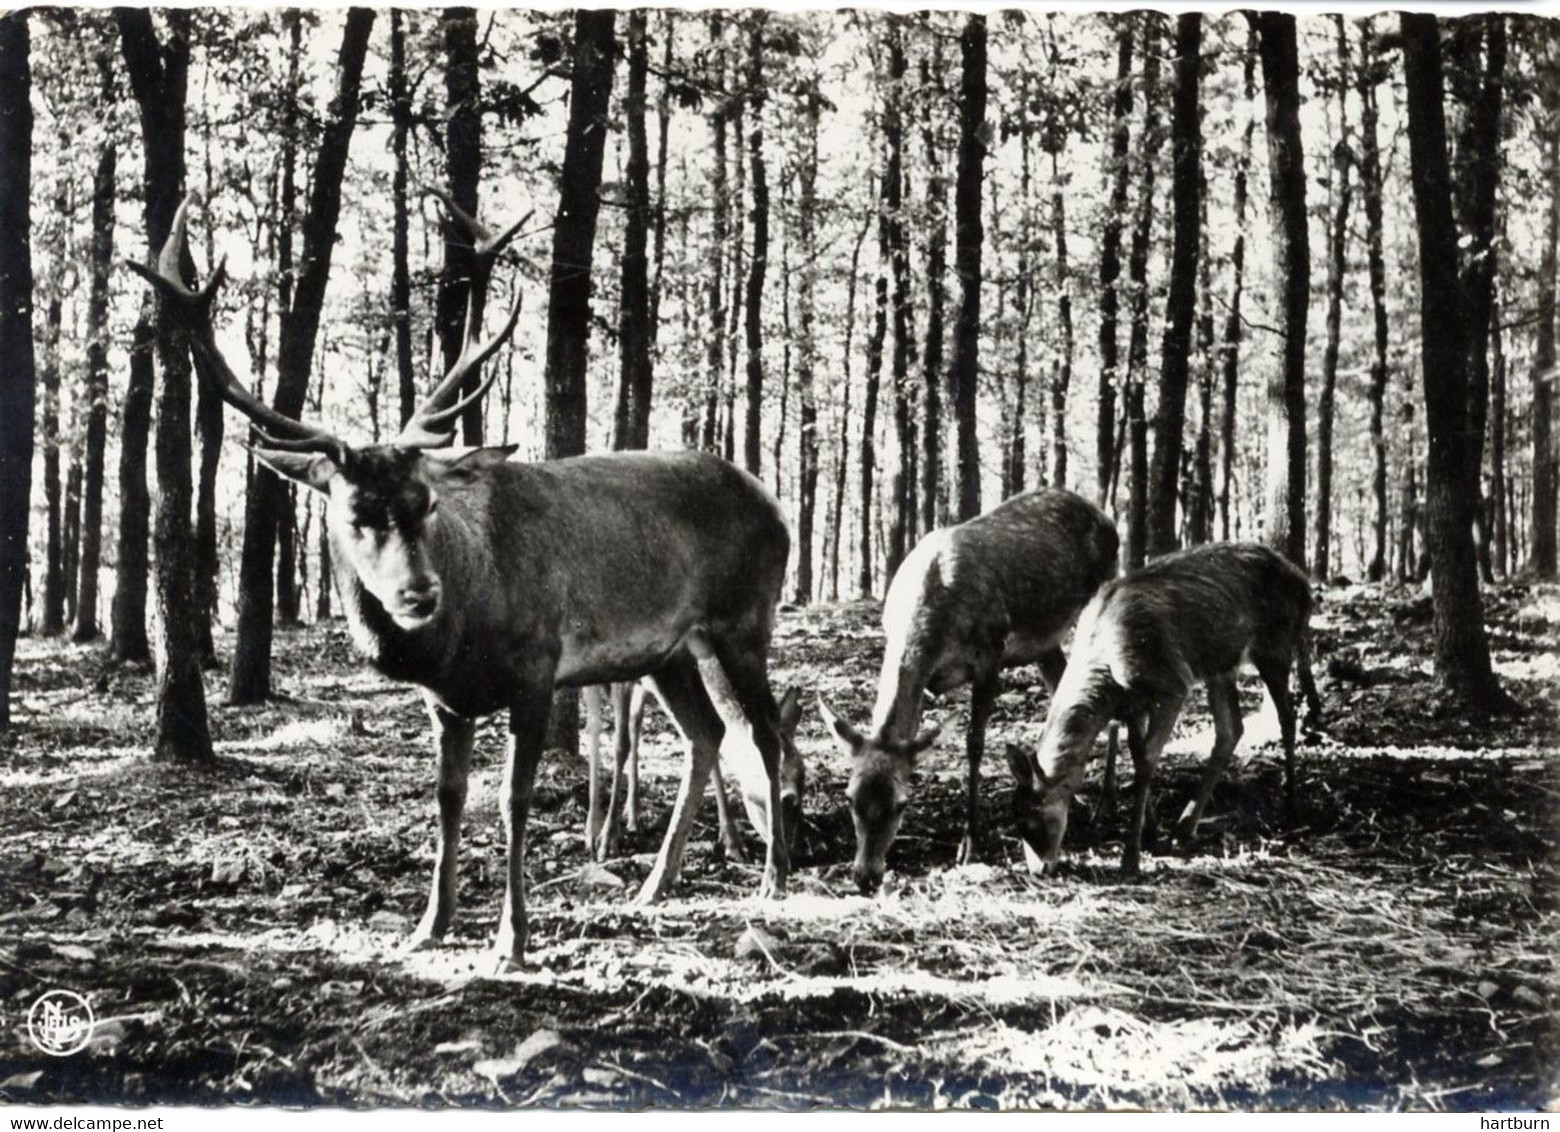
[884,18,912,575]
[112,312,154,663]
[1123,14,1163,569]
[1400,13,1505,706]
[1257,12,1310,571]
[75,135,115,643]
[1219,35,1257,543]
[1314,16,1354,582]
[1491,287,1508,576]
[228,9,374,705]
[390,9,416,429]
[0,10,34,731]
[742,13,768,479]
[439,7,484,444]
[1145,14,1202,558]
[919,33,947,536]
[614,11,652,452]
[542,10,616,755]
[949,14,987,523]
[1096,20,1133,511]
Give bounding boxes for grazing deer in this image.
[818,489,1119,895]
[1008,542,1321,875]
[583,681,802,864]
[133,195,804,966]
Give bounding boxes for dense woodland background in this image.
[0,8,1556,747]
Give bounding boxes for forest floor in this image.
[0,582,1556,1111]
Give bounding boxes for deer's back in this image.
[1083,543,1312,700]
[884,489,1118,676]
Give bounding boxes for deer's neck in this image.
[869,633,933,743]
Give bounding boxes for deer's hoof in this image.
[955,833,976,866]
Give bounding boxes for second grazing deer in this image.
[583,682,802,863]
[819,489,1119,895]
[133,195,804,966]
[1008,542,1321,875]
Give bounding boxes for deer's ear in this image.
[1006,744,1037,790]
[816,695,864,754]
[251,448,337,494]
[904,725,941,762]
[434,445,518,484]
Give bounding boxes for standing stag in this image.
[1008,542,1322,875]
[819,489,1119,895]
[133,195,804,966]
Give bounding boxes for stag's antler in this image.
[397,192,530,448]
[128,194,350,466]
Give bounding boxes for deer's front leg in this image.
[410,702,476,950]
[956,674,999,866]
[493,676,555,969]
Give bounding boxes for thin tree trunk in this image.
[794,77,821,604]
[75,129,114,643]
[542,10,616,755]
[884,17,912,575]
[39,289,63,637]
[112,311,153,663]
[229,9,374,704]
[614,11,652,451]
[1124,14,1163,569]
[0,9,34,731]
[949,14,987,523]
[1257,12,1310,570]
[649,12,673,354]
[193,53,221,660]
[391,9,416,428]
[1314,16,1354,582]
[919,29,946,536]
[1357,21,1391,582]
[701,13,727,453]
[1491,283,1508,576]
[1097,18,1134,511]
[1146,13,1202,558]
[62,457,81,627]
[830,214,869,601]
[1189,184,1215,546]
[1219,33,1257,543]
[742,12,768,479]
[1400,12,1505,705]
[1531,96,1559,578]
[439,6,484,444]
[1049,147,1074,491]
[859,216,888,597]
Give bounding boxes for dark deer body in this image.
[1009,542,1320,874]
[133,196,803,966]
[821,488,1119,893]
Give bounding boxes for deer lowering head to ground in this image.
[818,489,1119,895]
[133,195,804,966]
[1008,542,1322,876]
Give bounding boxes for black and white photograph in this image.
[0,2,1555,1112]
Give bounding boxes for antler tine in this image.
[415,288,524,433]
[130,192,349,464]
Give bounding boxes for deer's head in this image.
[817,697,939,895]
[131,193,526,632]
[732,687,808,852]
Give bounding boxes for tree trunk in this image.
[0,10,33,731]
[62,457,81,628]
[390,9,416,429]
[919,31,947,536]
[1096,19,1134,511]
[1400,13,1506,705]
[949,14,987,523]
[270,12,302,633]
[859,216,888,597]
[1219,34,1257,543]
[1357,20,1391,582]
[112,311,154,664]
[741,12,768,479]
[1531,97,1559,578]
[701,14,727,453]
[793,79,821,604]
[228,9,374,705]
[75,132,114,643]
[614,11,652,452]
[1124,14,1164,569]
[1145,13,1202,558]
[1049,146,1074,492]
[543,10,616,755]
[1491,284,1508,576]
[1257,12,1310,571]
[439,6,484,444]
[39,290,63,637]
[1313,16,1354,582]
[649,12,673,354]
[884,18,912,576]
[193,58,221,661]
[1453,15,1506,589]
[1188,185,1215,546]
[830,215,869,601]
[118,8,213,762]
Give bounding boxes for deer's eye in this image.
[427,494,439,516]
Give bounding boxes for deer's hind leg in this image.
[1122,691,1186,877]
[1175,675,1243,845]
[1254,652,1301,825]
[635,653,726,905]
